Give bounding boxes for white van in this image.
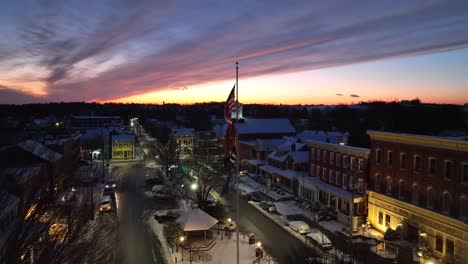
[289,221,310,234]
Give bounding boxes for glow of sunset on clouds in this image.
[1,1,468,105]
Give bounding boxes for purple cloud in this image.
[1,0,468,103]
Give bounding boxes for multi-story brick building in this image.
[367,130,468,262]
[302,140,370,229]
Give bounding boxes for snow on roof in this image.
[112,135,135,142]
[241,159,266,166]
[214,125,227,138]
[176,208,218,231]
[256,139,285,151]
[289,151,309,164]
[277,141,305,152]
[0,190,20,219]
[276,169,308,180]
[17,140,62,162]
[172,128,195,137]
[259,164,284,174]
[0,165,42,184]
[267,151,289,162]
[225,118,296,135]
[239,140,257,147]
[297,130,346,144]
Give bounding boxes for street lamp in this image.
[228,218,232,223]
[191,183,198,191]
[179,236,185,261]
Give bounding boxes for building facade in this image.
[367,130,468,262]
[302,140,370,229]
[111,135,135,160]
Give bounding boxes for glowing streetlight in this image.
[256,241,262,248]
[191,183,198,190]
[179,236,185,243]
[227,218,232,223]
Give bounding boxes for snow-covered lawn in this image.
[147,209,277,264]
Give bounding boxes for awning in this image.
[276,169,307,180]
[302,177,363,202]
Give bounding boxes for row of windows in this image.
[313,165,364,193]
[310,148,365,171]
[375,149,468,182]
[112,143,134,149]
[434,234,455,256]
[374,174,468,219]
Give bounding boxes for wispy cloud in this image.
[1,0,468,103]
[336,93,343,96]
[350,94,360,98]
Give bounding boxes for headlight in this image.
[105,185,109,188]
[112,184,116,188]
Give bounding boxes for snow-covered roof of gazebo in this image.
[176,208,218,231]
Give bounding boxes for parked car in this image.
[289,221,311,234]
[154,211,179,223]
[306,230,333,250]
[144,177,164,185]
[260,201,277,212]
[98,196,113,213]
[246,192,261,202]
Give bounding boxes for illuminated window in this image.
[385,214,391,227]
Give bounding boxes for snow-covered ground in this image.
[148,209,277,264]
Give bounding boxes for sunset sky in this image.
[1,0,468,105]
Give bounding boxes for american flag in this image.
[224,85,236,125]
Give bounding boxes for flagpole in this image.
[235,61,240,264]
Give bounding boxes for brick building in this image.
[367,130,468,262]
[302,140,370,229]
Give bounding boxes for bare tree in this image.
[0,186,119,264]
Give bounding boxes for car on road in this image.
[98,196,113,213]
[289,221,311,234]
[105,178,117,188]
[306,230,333,250]
[246,192,261,202]
[103,187,115,199]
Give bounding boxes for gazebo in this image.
[176,208,218,240]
